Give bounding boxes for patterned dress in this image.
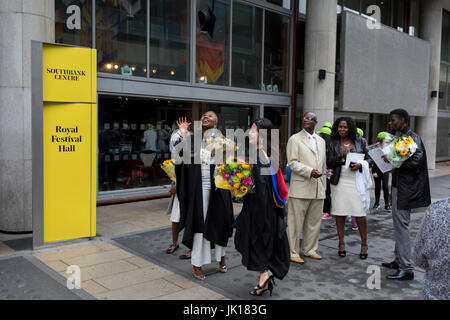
[413,198,450,300]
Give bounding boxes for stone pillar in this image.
[0,0,54,232]
[303,0,337,125]
[416,0,443,170]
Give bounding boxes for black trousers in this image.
[323,179,332,213]
[374,171,389,205]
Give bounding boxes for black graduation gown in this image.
[234,151,290,280]
[175,135,234,250]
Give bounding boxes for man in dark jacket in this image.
[382,108,431,280]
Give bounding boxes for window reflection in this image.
[264,11,290,93]
[98,96,259,191]
[264,106,289,172]
[55,0,92,47]
[439,65,448,111]
[296,20,305,94]
[267,0,291,10]
[96,0,147,77]
[150,0,190,82]
[442,11,450,63]
[196,0,230,86]
[231,2,263,90]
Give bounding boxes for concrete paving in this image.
[112,208,426,300]
[0,163,448,300]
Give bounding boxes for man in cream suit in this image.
[286,112,327,264]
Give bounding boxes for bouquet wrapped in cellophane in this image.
[204,135,238,164]
[161,159,176,182]
[381,134,418,168]
[214,159,253,198]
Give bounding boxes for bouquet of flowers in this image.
[214,160,253,198]
[161,159,176,182]
[205,135,235,150]
[381,134,418,168]
[325,169,333,180]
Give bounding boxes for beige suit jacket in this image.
[287,130,327,200]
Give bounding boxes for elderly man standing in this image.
[286,112,327,264]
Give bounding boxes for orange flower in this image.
[236,173,244,179]
[233,183,240,189]
[240,186,248,193]
[402,140,410,147]
[400,149,408,156]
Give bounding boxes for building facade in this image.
[0,0,449,232]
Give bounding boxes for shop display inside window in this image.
[98,97,258,192]
[96,0,147,77]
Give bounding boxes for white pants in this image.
[170,195,180,223]
[191,164,226,267]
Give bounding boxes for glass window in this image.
[98,96,259,192]
[98,96,192,191]
[150,0,190,82]
[296,20,305,94]
[392,0,405,31]
[96,0,147,77]
[299,0,307,15]
[267,0,291,10]
[196,0,231,86]
[439,65,449,111]
[447,75,450,111]
[264,11,290,93]
[408,0,420,36]
[264,106,289,172]
[231,2,263,90]
[55,0,92,47]
[196,102,259,132]
[442,11,450,63]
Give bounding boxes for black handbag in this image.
[330,164,341,185]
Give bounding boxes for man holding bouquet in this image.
[382,109,431,280]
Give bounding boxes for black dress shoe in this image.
[386,270,414,280]
[381,261,399,269]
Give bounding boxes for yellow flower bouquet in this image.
[161,159,176,182]
[214,159,253,198]
[382,134,418,168]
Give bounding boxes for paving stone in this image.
[0,256,82,300]
[61,249,134,267]
[79,260,139,281]
[113,205,427,300]
[95,265,173,290]
[34,244,102,262]
[81,280,109,295]
[96,278,181,300]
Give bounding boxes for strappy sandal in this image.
[193,273,206,281]
[179,251,191,259]
[165,243,179,254]
[217,262,228,273]
[360,244,368,260]
[249,277,274,297]
[338,242,346,257]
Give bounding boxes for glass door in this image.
[264,106,289,172]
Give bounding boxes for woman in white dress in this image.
[174,112,234,281]
[327,117,372,259]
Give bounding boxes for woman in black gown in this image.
[234,118,290,296]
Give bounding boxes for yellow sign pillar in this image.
[42,44,97,243]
